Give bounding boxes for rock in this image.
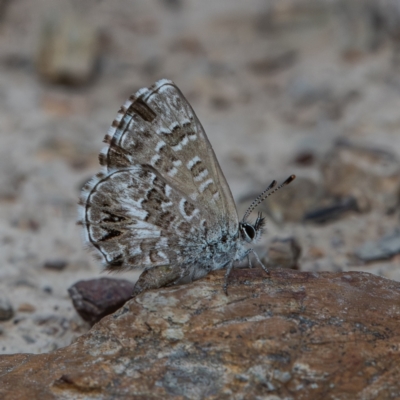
[284,79,360,126]
[248,48,297,75]
[332,0,400,56]
[0,298,13,321]
[265,237,302,269]
[68,278,135,325]
[36,7,99,86]
[293,150,316,166]
[170,37,205,55]
[287,78,331,107]
[0,159,25,201]
[262,176,323,223]
[333,0,384,55]
[321,140,400,213]
[17,303,36,313]
[256,0,330,31]
[355,230,400,262]
[303,196,359,224]
[2,269,400,399]
[43,259,68,271]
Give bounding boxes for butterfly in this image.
[78,79,295,295]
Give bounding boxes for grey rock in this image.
[303,196,359,224]
[248,49,297,75]
[43,259,68,271]
[321,139,400,213]
[356,231,400,262]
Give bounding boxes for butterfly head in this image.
[240,174,296,243]
[239,212,265,243]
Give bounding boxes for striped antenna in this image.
[242,175,296,222]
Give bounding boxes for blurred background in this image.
[2,0,400,354]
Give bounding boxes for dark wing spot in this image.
[144,188,162,205]
[155,211,176,229]
[162,128,186,147]
[149,250,166,263]
[187,130,196,139]
[103,134,112,143]
[141,129,152,139]
[111,120,119,128]
[131,138,144,152]
[102,211,126,223]
[107,254,124,268]
[177,221,191,235]
[99,228,123,242]
[98,153,107,166]
[106,145,132,169]
[137,169,152,181]
[127,254,142,266]
[152,176,166,193]
[129,98,157,122]
[191,161,206,178]
[183,201,195,216]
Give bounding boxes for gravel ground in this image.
[1,0,400,354]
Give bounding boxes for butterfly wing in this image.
[79,79,238,271]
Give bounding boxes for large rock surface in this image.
[1,269,400,399]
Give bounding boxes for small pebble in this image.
[43,286,53,294]
[22,334,36,344]
[355,231,400,262]
[18,303,36,313]
[266,237,302,270]
[44,259,68,271]
[0,297,14,321]
[68,278,135,325]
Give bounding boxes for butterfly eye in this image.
[241,223,256,243]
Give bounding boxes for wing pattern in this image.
[78,79,238,271]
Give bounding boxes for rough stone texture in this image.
[321,140,400,213]
[355,231,400,262]
[3,0,400,357]
[68,278,135,325]
[265,237,301,269]
[2,269,400,399]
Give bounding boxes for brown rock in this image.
[0,297,13,321]
[321,140,400,213]
[68,278,135,325]
[248,48,297,75]
[2,269,400,399]
[263,176,323,223]
[265,237,301,269]
[17,303,36,313]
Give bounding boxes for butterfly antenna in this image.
[242,175,296,222]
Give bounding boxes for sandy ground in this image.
[1,0,400,354]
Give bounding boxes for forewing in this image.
[79,79,239,271]
[100,79,238,237]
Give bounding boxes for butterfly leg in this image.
[223,261,234,295]
[249,249,269,275]
[132,264,182,298]
[247,252,253,268]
